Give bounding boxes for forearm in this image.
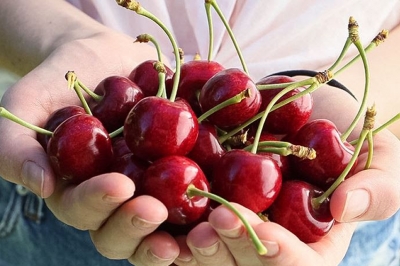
[0,0,107,76]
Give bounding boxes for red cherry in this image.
[124,97,199,162]
[110,153,149,197]
[89,75,144,132]
[211,149,282,213]
[142,155,210,225]
[268,180,334,243]
[128,60,174,97]
[187,121,226,178]
[199,68,261,129]
[175,60,225,115]
[256,75,313,135]
[290,119,356,189]
[37,105,86,149]
[47,114,113,184]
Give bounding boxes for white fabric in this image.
[66,0,400,81]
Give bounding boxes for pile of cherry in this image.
[33,57,356,245]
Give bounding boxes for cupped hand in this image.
[0,29,159,198]
[0,29,183,265]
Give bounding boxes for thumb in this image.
[0,118,55,198]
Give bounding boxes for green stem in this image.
[250,80,318,154]
[187,184,267,255]
[0,107,53,136]
[208,0,248,74]
[116,0,181,102]
[197,89,250,123]
[349,113,400,145]
[77,80,102,102]
[219,78,315,144]
[328,38,352,72]
[109,126,124,138]
[340,40,370,141]
[205,2,214,61]
[364,130,373,169]
[136,33,163,62]
[73,82,92,115]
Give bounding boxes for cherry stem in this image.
[109,126,124,138]
[153,61,167,98]
[244,141,316,159]
[250,78,317,154]
[349,113,400,145]
[312,105,376,207]
[186,184,268,255]
[66,71,102,102]
[340,17,370,141]
[116,0,181,102]
[197,88,251,123]
[0,107,53,136]
[364,130,374,169]
[136,33,163,62]
[204,2,214,61]
[334,29,389,77]
[206,0,248,74]
[327,38,352,72]
[66,71,92,115]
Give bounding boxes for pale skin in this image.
[0,0,400,265]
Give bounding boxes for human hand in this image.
[0,29,184,265]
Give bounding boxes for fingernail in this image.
[341,189,370,221]
[261,240,279,257]
[217,225,244,239]
[21,160,44,197]
[131,216,162,229]
[194,241,220,257]
[146,249,174,263]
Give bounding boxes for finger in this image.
[207,203,266,265]
[253,221,357,266]
[45,172,135,230]
[331,131,400,222]
[177,222,235,266]
[90,195,168,260]
[128,231,180,266]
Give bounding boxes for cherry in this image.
[128,59,174,97]
[175,60,225,115]
[256,75,313,135]
[268,180,334,243]
[110,153,149,196]
[142,155,210,225]
[111,136,133,159]
[199,68,261,129]
[89,75,144,132]
[37,105,86,149]
[290,119,356,189]
[123,96,199,162]
[187,121,226,178]
[211,149,282,213]
[47,114,113,184]
[246,131,291,180]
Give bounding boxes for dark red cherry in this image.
[47,114,113,184]
[128,60,174,97]
[89,75,144,132]
[124,97,199,162]
[37,105,86,149]
[256,75,313,135]
[110,153,149,196]
[290,119,356,189]
[268,180,334,243]
[187,121,226,178]
[142,155,210,225]
[199,68,261,129]
[211,149,282,213]
[175,60,225,115]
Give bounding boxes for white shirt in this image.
[66,1,400,81]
